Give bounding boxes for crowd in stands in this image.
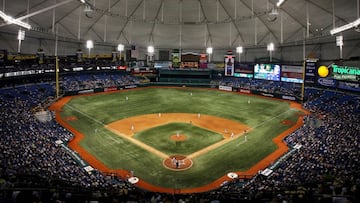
[0,72,359,202]
[239,88,359,202]
[213,76,301,96]
[61,72,140,91]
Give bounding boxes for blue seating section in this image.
[61,72,140,91]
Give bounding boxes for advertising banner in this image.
[199,54,208,69]
[317,78,337,87]
[219,85,232,91]
[338,81,360,92]
[304,58,318,84]
[224,55,235,76]
[281,65,303,83]
[172,49,180,68]
[238,89,251,94]
[331,64,360,82]
[104,87,118,92]
[78,89,94,94]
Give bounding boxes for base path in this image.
[105,126,169,159]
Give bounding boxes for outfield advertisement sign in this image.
[331,64,360,82]
[315,64,359,92]
[219,85,232,91]
[261,93,274,97]
[317,78,337,87]
[104,87,118,92]
[281,95,296,101]
[125,85,137,89]
[239,89,251,94]
[78,89,94,94]
[338,81,360,92]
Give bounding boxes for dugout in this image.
[158,69,212,84]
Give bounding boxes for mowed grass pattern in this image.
[61,87,303,188]
[134,123,223,155]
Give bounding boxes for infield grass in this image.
[60,87,303,189]
[134,123,223,155]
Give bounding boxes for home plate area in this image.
[163,155,193,171]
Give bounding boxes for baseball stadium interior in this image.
[0,0,359,202]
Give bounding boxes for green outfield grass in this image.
[60,87,303,189]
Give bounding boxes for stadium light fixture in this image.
[0,10,31,29]
[236,46,243,54]
[336,35,343,47]
[267,43,275,62]
[86,40,93,49]
[236,46,243,63]
[86,40,93,58]
[17,29,25,53]
[118,44,124,59]
[206,47,213,62]
[117,44,124,52]
[17,29,25,41]
[267,43,274,51]
[276,0,286,7]
[206,47,213,54]
[336,35,343,59]
[147,45,154,54]
[330,18,360,35]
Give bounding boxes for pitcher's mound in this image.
[163,155,193,171]
[170,134,187,141]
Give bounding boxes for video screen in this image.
[254,64,281,81]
